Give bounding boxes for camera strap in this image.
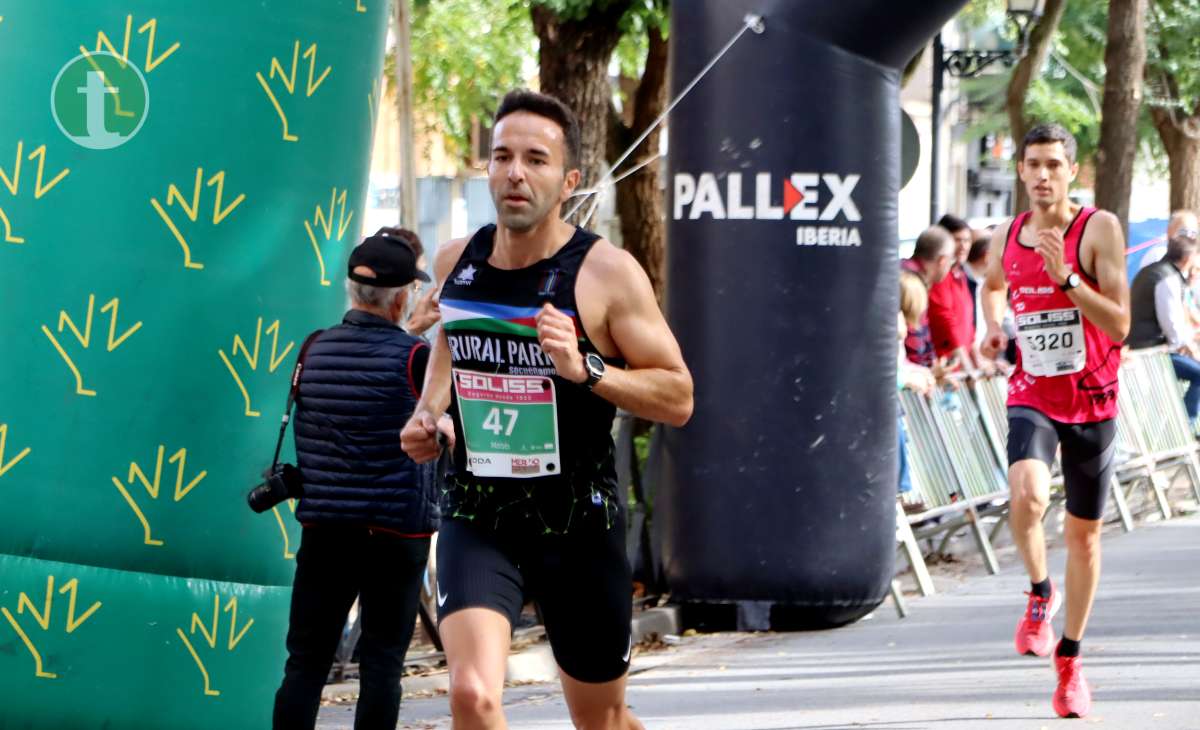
[270,329,326,469]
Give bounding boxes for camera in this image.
[246,463,304,513]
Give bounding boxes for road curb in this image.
[632,605,680,642]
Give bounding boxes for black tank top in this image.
[438,224,622,535]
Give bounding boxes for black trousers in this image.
[272,526,430,730]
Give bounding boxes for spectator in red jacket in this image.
[930,214,992,373]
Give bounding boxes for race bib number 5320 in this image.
[454,369,561,478]
[1015,307,1086,377]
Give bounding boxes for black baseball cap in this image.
[347,232,431,286]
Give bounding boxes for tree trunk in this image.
[1006,0,1067,212]
[1152,106,1200,213]
[531,1,632,203]
[613,26,669,304]
[394,0,418,231]
[1094,0,1145,236]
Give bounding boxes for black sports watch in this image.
[583,352,605,390]
[1059,272,1081,292]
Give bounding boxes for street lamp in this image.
[929,0,1045,223]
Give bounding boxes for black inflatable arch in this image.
[656,0,966,628]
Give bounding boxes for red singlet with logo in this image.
[1003,207,1120,423]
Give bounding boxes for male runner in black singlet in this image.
[401,89,693,729]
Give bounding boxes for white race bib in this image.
[1015,308,1085,377]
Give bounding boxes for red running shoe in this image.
[1053,651,1092,718]
[1014,587,1061,656]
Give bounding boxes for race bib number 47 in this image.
[454,369,561,478]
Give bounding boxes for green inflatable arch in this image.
[0,3,387,726]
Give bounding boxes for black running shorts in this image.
[1007,406,1117,520]
[435,511,633,684]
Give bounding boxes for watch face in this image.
[586,352,605,375]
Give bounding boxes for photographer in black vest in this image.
[273,229,438,730]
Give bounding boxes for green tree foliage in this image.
[612,1,669,82]
[1147,0,1200,111]
[397,0,667,165]
[959,1,1109,164]
[958,0,1200,182]
[1027,2,1107,161]
[1146,0,1200,209]
[400,0,535,162]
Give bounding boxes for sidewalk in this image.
[320,513,1200,729]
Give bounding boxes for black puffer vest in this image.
[293,310,438,534]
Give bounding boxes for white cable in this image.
[609,152,662,185]
[565,12,766,225]
[577,152,663,226]
[1049,51,1101,118]
[568,152,663,201]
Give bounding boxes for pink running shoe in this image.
[1014,587,1061,656]
[1053,651,1092,718]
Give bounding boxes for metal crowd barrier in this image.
[897,349,1200,597]
[899,381,1003,576]
[1118,348,1200,511]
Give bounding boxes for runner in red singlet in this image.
[980,123,1130,719]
